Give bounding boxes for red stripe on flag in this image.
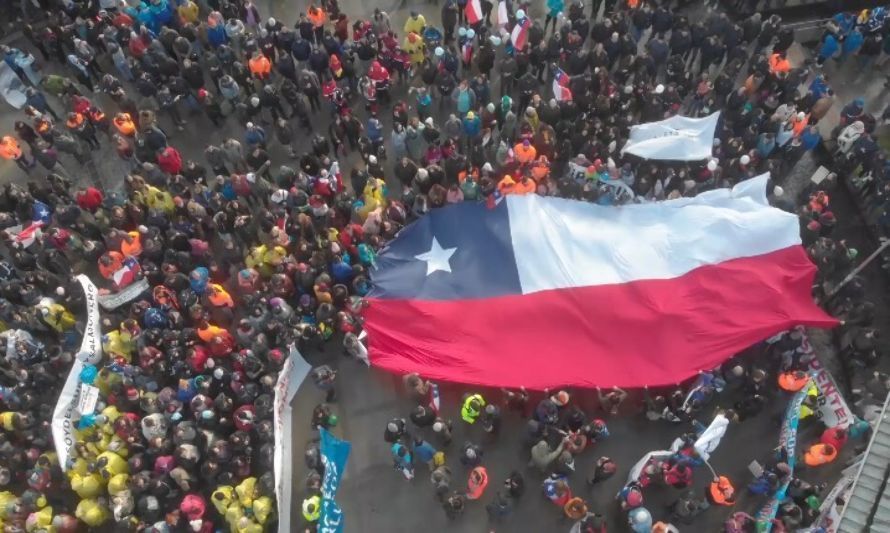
[466,0,483,25]
[364,246,836,390]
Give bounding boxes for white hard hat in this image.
[740,155,751,165]
[435,46,444,57]
[516,9,526,19]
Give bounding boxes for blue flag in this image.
[319,427,351,533]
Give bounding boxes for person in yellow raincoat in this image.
[102,328,136,362]
[403,32,426,65]
[75,498,109,527]
[38,302,76,333]
[245,244,267,270]
[358,177,386,220]
[143,185,175,214]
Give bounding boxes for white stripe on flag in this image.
[507,174,801,295]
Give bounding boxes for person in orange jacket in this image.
[308,4,327,42]
[803,443,838,466]
[512,175,536,195]
[119,230,143,257]
[497,175,517,195]
[707,476,736,506]
[97,251,125,279]
[778,370,810,392]
[769,52,791,75]
[0,135,34,172]
[514,138,537,164]
[113,112,136,137]
[790,112,809,138]
[248,50,272,81]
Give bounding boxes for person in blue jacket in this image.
[841,28,864,60]
[816,33,839,66]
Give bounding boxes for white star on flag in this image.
[415,237,457,276]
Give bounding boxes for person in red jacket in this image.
[157,146,183,175]
[820,426,848,451]
[75,186,104,212]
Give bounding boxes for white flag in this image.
[621,112,720,161]
[694,414,729,461]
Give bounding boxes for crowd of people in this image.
[0,0,886,531]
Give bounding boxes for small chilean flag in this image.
[113,257,141,289]
[363,175,836,390]
[465,0,483,25]
[510,17,530,50]
[552,67,572,101]
[6,222,43,248]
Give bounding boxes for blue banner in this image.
[319,427,351,533]
[756,381,809,531]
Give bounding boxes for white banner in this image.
[274,344,312,533]
[621,112,720,161]
[52,275,102,472]
[796,468,857,533]
[98,278,150,310]
[799,335,854,429]
[625,450,673,485]
[694,414,729,461]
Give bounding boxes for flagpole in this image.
[702,458,718,480]
[824,239,890,300]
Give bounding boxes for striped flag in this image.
[113,257,141,289]
[364,175,836,390]
[5,222,43,248]
[497,0,509,29]
[510,17,530,50]
[465,0,483,25]
[552,67,572,101]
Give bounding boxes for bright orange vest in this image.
[513,178,536,195]
[709,476,735,506]
[514,143,537,164]
[114,114,135,136]
[804,443,838,466]
[778,372,809,392]
[0,136,21,160]
[308,7,326,28]
[769,54,790,74]
[249,55,271,76]
[120,231,142,258]
[208,284,234,308]
[98,252,124,279]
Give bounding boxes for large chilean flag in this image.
[364,175,836,390]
